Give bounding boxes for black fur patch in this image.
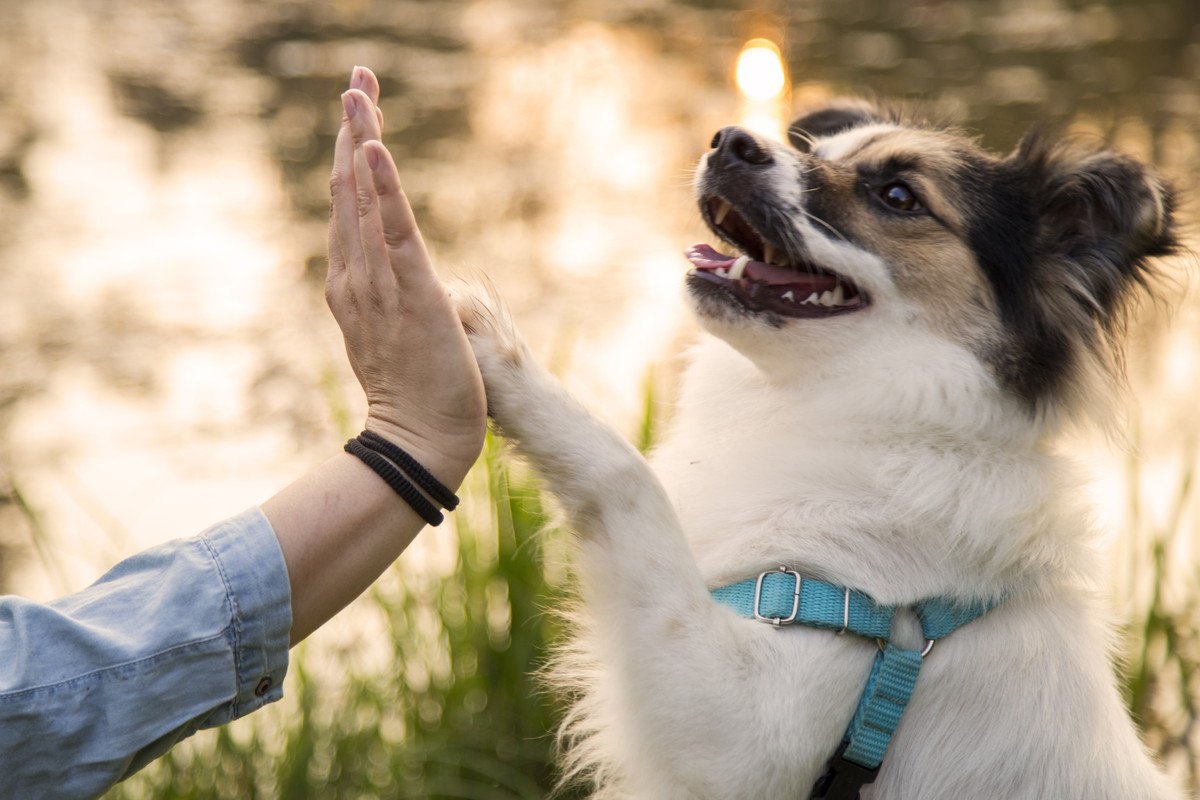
[956,158,1062,405]
[797,163,853,246]
[789,105,880,152]
[959,132,1175,408]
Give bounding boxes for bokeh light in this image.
[736,37,789,141]
[736,38,787,101]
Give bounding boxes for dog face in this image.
[687,102,1175,414]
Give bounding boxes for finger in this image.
[325,189,355,320]
[349,99,394,297]
[326,166,347,280]
[349,66,385,133]
[326,203,346,288]
[344,88,382,144]
[363,139,438,288]
[349,65,381,106]
[331,93,367,283]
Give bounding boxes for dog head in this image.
[686,101,1175,423]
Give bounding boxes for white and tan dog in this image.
[454,102,1184,799]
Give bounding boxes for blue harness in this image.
[711,567,996,800]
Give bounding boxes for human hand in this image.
[326,66,486,489]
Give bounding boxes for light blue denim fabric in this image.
[0,507,292,800]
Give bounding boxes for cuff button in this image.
[254,676,273,697]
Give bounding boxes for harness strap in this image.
[710,569,996,800]
[710,568,893,637]
[841,644,923,768]
[915,597,993,641]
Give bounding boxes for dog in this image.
[452,100,1185,799]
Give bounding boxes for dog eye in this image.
[879,182,922,212]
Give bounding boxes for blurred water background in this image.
[1,0,1199,796]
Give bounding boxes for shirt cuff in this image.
[197,507,292,727]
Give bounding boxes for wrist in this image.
[362,416,480,492]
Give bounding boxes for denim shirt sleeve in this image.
[0,507,292,800]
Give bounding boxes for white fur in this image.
[812,123,902,162]
[450,152,1183,799]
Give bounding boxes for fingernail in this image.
[350,65,365,89]
[365,143,380,171]
[341,91,357,119]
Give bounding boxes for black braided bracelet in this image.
[344,438,445,526]
[357,430,460,510]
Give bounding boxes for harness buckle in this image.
[809,741,879,800]
[753,566,802,626]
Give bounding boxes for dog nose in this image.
[709,126,773,166]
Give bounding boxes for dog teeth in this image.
[819,290,835,307]
[715,268,729,278]
[803,292,819,305]
[713,199,732,225]
[832,284,845,305]
[728,255,750,281]
[781,290,794,302]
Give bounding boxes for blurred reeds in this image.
[105,394,1199,798]
[107,433,580,799]
[1119,434,1200,791]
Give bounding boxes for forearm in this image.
[0,511,290,797]
[261,447,472,645]
[262,68,486,646]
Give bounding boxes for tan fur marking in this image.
[811,127,1001,343]
[1143,174,1167,238]
[852,130,976,231]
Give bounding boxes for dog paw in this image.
[450,279,528,365]
[449,279,536,423]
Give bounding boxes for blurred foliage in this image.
[97,393,1200,798]
[1119,434,1200,792]
[105,410,1200,798]
[108,434,582,799]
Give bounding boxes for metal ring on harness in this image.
[876,637,936,658]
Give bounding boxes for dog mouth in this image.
[686,196,868,319]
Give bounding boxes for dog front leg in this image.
[452,285,847,797]
[452,282,710,608]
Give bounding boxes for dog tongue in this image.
[686,243,823,286]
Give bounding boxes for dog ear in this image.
[787,100,883,151]
[1016,129,1175,326]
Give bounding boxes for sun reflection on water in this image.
[737,38,787,101]
[736,38,789,141]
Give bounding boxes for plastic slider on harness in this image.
[809,742,879,800]
[753,566,802,625]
